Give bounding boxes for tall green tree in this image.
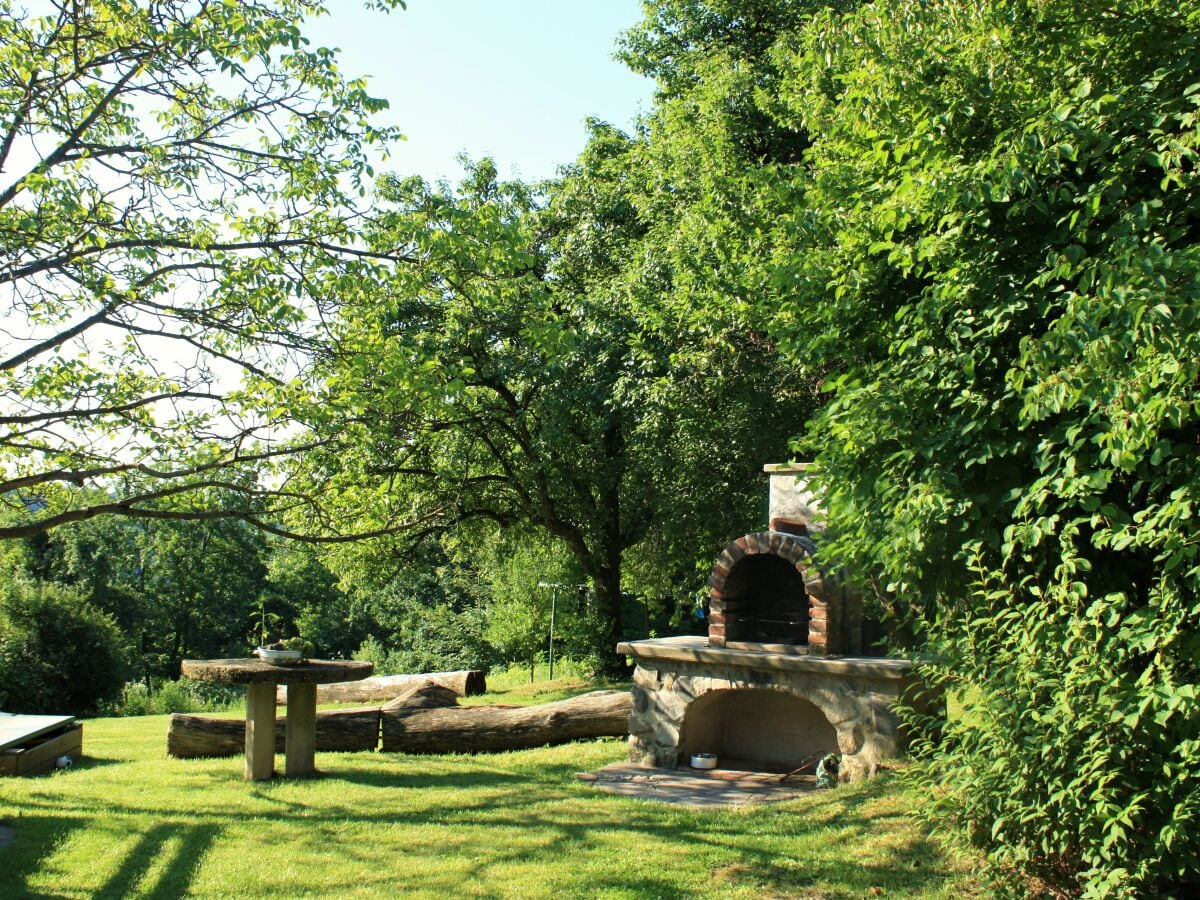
[23,506,269,678]
[313,132,808,674]
[0,0,409,541]
[313,153,646,675]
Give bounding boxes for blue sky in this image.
[307,0,654,183]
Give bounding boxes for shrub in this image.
[152,678,199,714]
[352,626,495,677]
[0,577,128,715]
[101,679,240,716]
[113,682,153,716]
[352,636,394,673]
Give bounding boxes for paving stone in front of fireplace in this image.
[577,762,814,808]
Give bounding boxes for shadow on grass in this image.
[2,756,124,781]
[400,771,965,897]
[316,768,964,896]
[64,756,123,773]
[6,757,969,897]
[2,814,84,898]
[331,765,528,792]
[95,822,219,898]
[689,777,961,896]
[2,814,219,899]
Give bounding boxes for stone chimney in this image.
[765,462,824,535]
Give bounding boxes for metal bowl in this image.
[690,752,718,770]
[254,647,303,666]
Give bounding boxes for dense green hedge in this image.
[757,0,1200,893]
[619,0,1200,891]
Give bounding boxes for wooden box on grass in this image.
[0,714,83,776]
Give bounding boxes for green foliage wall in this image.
[790,0,1200,893]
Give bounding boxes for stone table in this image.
[181,658,372,781]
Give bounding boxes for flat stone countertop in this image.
[616,635,914,679]
[180,658,373,686]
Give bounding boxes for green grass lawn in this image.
[458,668,633,706]
[0,684,983,898]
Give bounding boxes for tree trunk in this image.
[380,689,630,753]
[167,707,381,758]
[592,564,629,679]
[595,419,630,679]
[271,670,486,706]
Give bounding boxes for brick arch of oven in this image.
[706,531,829,655]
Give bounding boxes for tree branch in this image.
[1,236,411,287]
[0,390,226,426]
[0,299,121,371]
[0,50,150,211]
[0,437,333,495]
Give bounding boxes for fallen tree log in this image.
[167,707,381,758]
[381,690,631,754]
[274,670,485,705]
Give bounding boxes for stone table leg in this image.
[245,682,277,781]
[285,682,317,777]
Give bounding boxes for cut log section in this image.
[168,686,631,758]
[381,690,631,754]
[274,670,486,705]
[167,707,380,759]
[381,681,460,711]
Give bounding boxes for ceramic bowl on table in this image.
[254,647,303,665]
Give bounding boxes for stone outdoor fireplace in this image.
[619,464,927,781]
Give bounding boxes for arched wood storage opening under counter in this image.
[677,688,838,772]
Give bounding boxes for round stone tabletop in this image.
[181,658,373,686]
